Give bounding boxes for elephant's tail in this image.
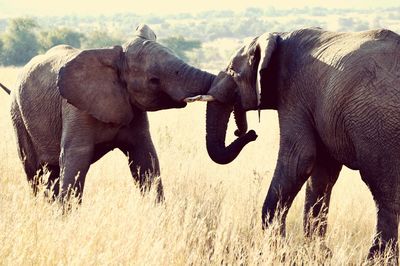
[0,83,11,95]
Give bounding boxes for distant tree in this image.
[216,10,235,18]
[354,21,369,31]
[144,15,165,24]
[1,17,40,66]
[159,36,201,61]
[39,28,84,52]
[265,7,278,17]
[233,18,262,37]
[82,30,123,48]
[338,17,354,30]
[0,38,3,64]
[244,7,264,17]
[311,7,328,17]
[0,19,7,32]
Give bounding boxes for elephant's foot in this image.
[367,241,398,265]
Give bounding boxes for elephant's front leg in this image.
[59,143,93,202]
[59,110,96,203]
[304,153,342,238]
[121,139,164,202]
[262,126,316,235]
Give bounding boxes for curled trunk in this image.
[233,103,247,137]
[206,101,257,164]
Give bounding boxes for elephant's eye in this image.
[149,77,160,85]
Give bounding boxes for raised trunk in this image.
[165,61,215,101]
[206,101,257,164]
[181,63,215,96]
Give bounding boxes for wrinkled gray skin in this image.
[11,24,214,202]
[206,28,400,260]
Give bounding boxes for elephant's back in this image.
[16,45,78,102]
[313,30,400,169]
[12,46,79,164]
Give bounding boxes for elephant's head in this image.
[57,24,215,125]
[202,33,279,164]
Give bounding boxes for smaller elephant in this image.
[10,24,215,202]
[195,28,400,260]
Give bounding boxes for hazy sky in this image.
[0,0,399,17]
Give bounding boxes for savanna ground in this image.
[0,67,391,265]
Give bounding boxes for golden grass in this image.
[0,67,390,265]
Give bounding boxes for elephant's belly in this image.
[326,144,360,170]
[319,122,400,172]
[317,126,360,170]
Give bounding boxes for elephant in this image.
[195,28,400,260]
[9,24,215,202]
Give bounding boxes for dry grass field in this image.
[0,67,391,265]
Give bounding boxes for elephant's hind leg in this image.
[11,105,41,195]
[43,164,60,199]
[361,167,400,262]
[304,152,342,238]
[120,139,164,202]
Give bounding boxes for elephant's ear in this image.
[57,46,133,125]
[135,23,157,41]
[255,33,278,107]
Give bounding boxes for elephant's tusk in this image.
[184,95,215,103]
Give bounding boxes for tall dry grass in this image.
[0,67,390,265]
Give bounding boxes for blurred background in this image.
[0,0,399,72]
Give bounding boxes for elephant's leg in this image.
[59,119,95,202]
[262,124,316,235]
[362,170,400,261]
[304,153,342,238]
[368,201,399,261]
[368,204,399,261]
[59,144,93,202]
[59,107,102,203]
[44,164,61,199]
[91,143,115,164]
[11,104,41,194]
[120,140,163,202]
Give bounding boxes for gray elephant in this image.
[9,24,214,202]
[195,28,400,260]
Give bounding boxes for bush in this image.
[39,28,84,52]
[0,18,40,66]
[159,36,201,62]
[82,30,123,49]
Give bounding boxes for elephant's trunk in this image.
[233,103,247,137]
[206,101,257,164]
[180,63,215,96]
[164,61,215,101]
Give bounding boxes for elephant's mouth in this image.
[132,93,187,112]
[170,100,187,109]
[158,92,188,110]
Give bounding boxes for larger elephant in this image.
[10,24,215,202]
[200,28,400,259]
